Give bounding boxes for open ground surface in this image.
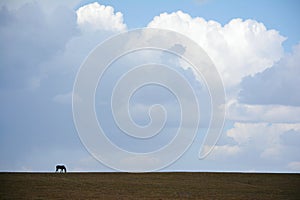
[1,172,300,199]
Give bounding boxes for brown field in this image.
[1,172,300,199]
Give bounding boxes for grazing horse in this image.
[56,165,67,173]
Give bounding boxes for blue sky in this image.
[0,0,300,172]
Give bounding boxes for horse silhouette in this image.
[56,165,67,173]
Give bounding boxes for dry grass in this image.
[1,172,300,199]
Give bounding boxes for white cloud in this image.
[0,1,77,90]
[226,100,300,123]
[53,92,72,104]
[120,155,161,170]
[1,1,298,172]
[28,76,42,90]
[76,2,126,32]
[227,123,300,144]
[148,11,285,88]
[208,145,241,158]
[280,129,300,146]
[0,0,129,172]
[0,0,81,12]
[225,43,300,121]
[147,10,300,134]
[240,42,300,106]
[226,122,300,160]
[287,161,300,171]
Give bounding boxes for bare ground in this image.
[1,172,299,199]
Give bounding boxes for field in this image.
[1,172,300,199]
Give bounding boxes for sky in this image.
[0,0,300,172]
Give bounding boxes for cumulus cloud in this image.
[198,122,300,170]
[0,1,127,91]
[76,2,126,32]
[280,129,300,146]
[239,43,300,106]
[0,0,81,12]
[206,144,241,159]
[53,92,72,104]
[287,161,300,171]
[148,11,286,88]
[226,122,300,160]
[0,2,78,89]
[1,1,299,172]
[226,100,300,123]
[0,1,128,171]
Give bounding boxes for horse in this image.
[56,165,67,173]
